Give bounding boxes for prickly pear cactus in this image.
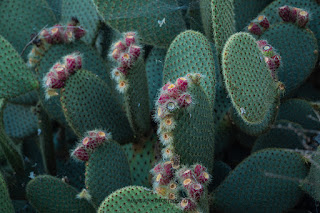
[0,0,318,212]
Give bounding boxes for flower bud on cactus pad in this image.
[248,22,262,35]
[278,5,291,22]
[272,55,281,69]
[261,45,274,57]
[113,41,127,51]
[188,183,204,201]
[74,26,86,40]
[153,163,163,174]
[155,173,171,185]
[71,146,89,161]
[264,57,277,71]
[162,83,171,91]
[120,53,133,68]
[50,25,63,43]
[158,94,171,104]
[125,32,136,46]
[257,15,270,29]
[129,45,141,59]
[40,29,53,44]
[297,10,309,27]
[176,77,188,92]
[162,161,173,178]
[177,93,192,107]
[257,40,268,49]
[193,164,206,176]
[166,101,178,112]
[167,84,179,97]
[111,48,121,60]
[197,172,210,184]
[183,178,193,190]
[290,7,300,22]
[53,63,68,81]
[63,27,75,43]
[180,199,197,211]
[45,71,65,89]
[180,169,193,179]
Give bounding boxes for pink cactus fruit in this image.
[74,26,86,40]
[74,53,82,70]
[94,131,107,144]
[117,67,128,76]
[257,15,270,29]
[40,29,53,44]
[72,146,89,161]
[177,93,192,107]
[120,53,133,68]
[155,173,171,185]
[63,25,75,43]
[264,57,276,71]
[248,22,262,35]
[125,32,136,46]
[153,163,163,174]
[188,183,204,201]
[53,63,68,81]
[278,5,291,22]
[82,137,97,150]
[162,161,174,179]
[261,44,274,58]
[167,84,179,97]
[45,71,65,89]
[111,48,121,60]
[272,55,281,69]
[113,41,127,52]
[180,199,197,211]
[257,40,268,49]
[183,178,193,190]
[193,164,206,176]
[129,45,141,59]
[50,24,63,43]
[180,169,193,179]
[64,54,77,74]
[162,83,171,91]
[197,171,210,184]
[289,7,299,22]
[297,10,309,27]
[176,77,188,92]
[158,93,171,105]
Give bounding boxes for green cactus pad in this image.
[0,173,14,213]
[260,0,320,46]
[252,120,305,152]
[123,58,151,137]
[60,70,133,143]
[230,95,280,136]
[0,0,56,59]
[9,90,38,106]
[146,48,166,111]
[47,0,62,20]
[260,23,318,95]
[61,0,100,44]
[0,99,24,174]
[199,0,213,41]
[163,30,216,106]
[98,186,183,212]
[56,159,85,191]
[213,148,308,213]
[93,0,186,47]
[214,114,234,158]
[211,0,236,62]
[234,0,274,31]
[0,35,38,99]
[222,32,280,124]
[301,146,320,202]
[26,175,95,213]
[38,41,113,126]
[277,99,320,131]
[211,160,231,190]
[3,103,37,139]
[121,133,157,187]
[85,139,132,207]
[171,83,215,173]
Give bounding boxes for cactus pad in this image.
[98,186,182,212]
[60,70,133,143]
[93,0,186,47]
[163,30,216,106]
[26,175,95,213]
[213,148,308,213]
[85,139,132,207]
[222,32,280,124]
[0,173,14,213]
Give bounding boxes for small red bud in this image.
[278,5,291,22]
[248,22,262,35]
[72,146,89,161]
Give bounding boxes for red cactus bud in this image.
[248,22,262,35]
[95,131,106,143]
[180,199,197,211]
[129,45,141,59]
[74,53,82,70]
[189,183,204,201]
[158,94,171,104]
[272,55,281,69]
[162,83,170,91]
[176,77,188,92]
[197,172,210,184]
[125,32,136,46]
[183,178,193,190]
[257,40,268,49]
[162,161,173,178]
[264,57,276,71]
[114,41,127,51]
[290,7,300,22]
[54,64,68,81]
[177,93,192,107]
[117,67,128,76]
[153,163,163,174]
[257,15,270,29]
[167,84,179,97]
[72,146,89,161]
[166,101,178,112]
[155,173,170,185]
[278,5,291,22]
[111,48,121,60]
[45,71,64,89]
[50,24,63,43]
[74,26,86,40]
[181,169,193,179]
[120,53,133,68]
[64,55,77,74]
[40,29,53,44]
[297,10,309,27]
[63,27,75,43]
[194,164,206,176]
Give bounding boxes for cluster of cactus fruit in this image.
[0,0,319,212]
